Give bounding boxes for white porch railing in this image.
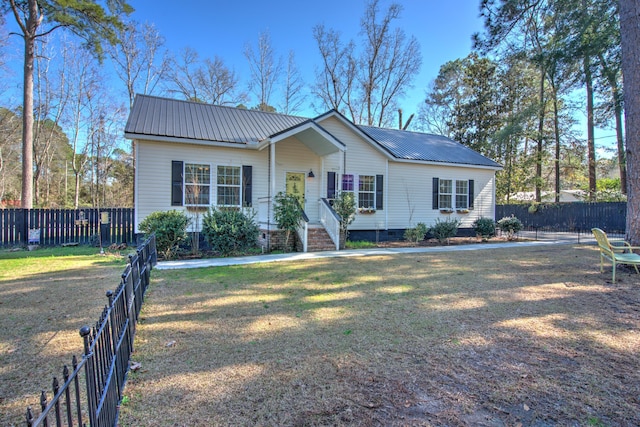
[296,215,309,253]
[319,198,341,251]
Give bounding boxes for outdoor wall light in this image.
[308,169,315,178]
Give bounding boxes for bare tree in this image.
[165,47,245,106]
[196,56,247,106]
[313,0,421,127]
[3,0,131,209]
[279,50,306,115]
[244,30,283,111]
[108,20,168,109]
[312,24,357,117]
[359,0,421,126]
[165,47,202,102]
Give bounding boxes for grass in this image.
[2,243,639,425]
[0,246,130,426]
[345,240,377,249]
[116,244,640,426]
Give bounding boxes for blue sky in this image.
[129,0,485,118]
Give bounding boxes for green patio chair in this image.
[591,228,640,282]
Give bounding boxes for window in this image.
[456,180,468,209]
[184,163,210,205]
[341,174,354,192]
[217,166,241,207]
[433,178,474,211]
[439,179,453,210]
[358,175,375,208]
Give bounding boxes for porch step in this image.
[306,227,337,252]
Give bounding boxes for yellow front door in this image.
[286,172,306,208]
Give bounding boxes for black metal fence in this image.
[0,208,134,247]
[496,202,627,234]
[25,234,157,427]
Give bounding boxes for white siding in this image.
[272,137,321,220]
[387,162,496,229]
[317,116,389,230]
[136,140,267,232]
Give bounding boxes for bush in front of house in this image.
[202,208,259,255]
[431,217,461,245]
[473,217,496,241]
[497,215,523,240]
[404,222,429,245]
[273,192,303,252]
[139,210,191,260]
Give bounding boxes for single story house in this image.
[124,95,502,251]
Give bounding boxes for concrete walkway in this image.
[156,238,587,270]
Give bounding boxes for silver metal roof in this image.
[359,125,502,168]
[125,95,501,168]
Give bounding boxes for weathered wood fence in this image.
[496,202,627,233]
[0,208,134,247]
[25,234,157,427]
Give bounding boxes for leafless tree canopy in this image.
[313,0,422,127]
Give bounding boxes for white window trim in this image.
[455,180,469,210]
[184,163,211,207]
[216,165,242,208]
[358,175,376,210]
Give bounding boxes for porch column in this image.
[270,142,276,202]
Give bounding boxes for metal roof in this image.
[125,95,501,168]
[124,95,308,143]
[358,125,502,168]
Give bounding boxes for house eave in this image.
[124,132,260,149]
[391,157,503,171]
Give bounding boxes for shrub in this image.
[473,217,496,241]
[404,222,428,245]
[332,191,356,244]
[273,192,303,252]
[202,208,259,255]
[431,218,461,245]
[139,210,190,260]
[497,215,523,240]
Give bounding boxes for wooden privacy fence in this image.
[25,234,157,427]
[496,202,627,233]
[0,208,134,247]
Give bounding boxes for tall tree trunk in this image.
[613,85,627,194]
[535,66,545,203]
[20,3,39,209]
[584,54,597,200]
[553,94,561,203]
[619,0,640,244]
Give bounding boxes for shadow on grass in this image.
[118,245,640,426]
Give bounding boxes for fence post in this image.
[80,326,96,427]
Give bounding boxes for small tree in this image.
[333,191,356,245]
[497,215,523,241]
[273,192,302,251]
[139,210,190,260]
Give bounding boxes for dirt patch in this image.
[118,244,640,426]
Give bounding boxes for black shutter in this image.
[242,165,252,207]
[375,175,383,210]
[468,179,474,209]
[327,172,336,198]
[171,161,183,206]
[432,177,439,209]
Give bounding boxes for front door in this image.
[286,172,306,209]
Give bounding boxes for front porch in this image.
[254,120,346,252]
